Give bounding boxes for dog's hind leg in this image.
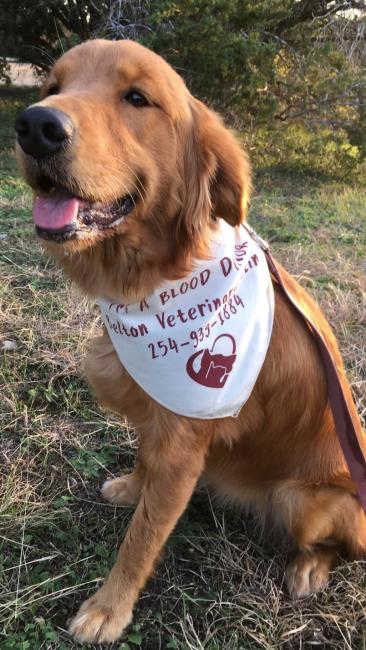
[273,482,366,598]
[285,545,338,598]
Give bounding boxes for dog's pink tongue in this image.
[33,188,79,229]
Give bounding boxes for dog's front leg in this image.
[69,422,210,644]
[101,460,146,506]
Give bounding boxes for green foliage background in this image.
[1,1,366,181]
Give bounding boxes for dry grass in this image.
[1,88,366,649]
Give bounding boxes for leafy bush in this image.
[245,122,366,183]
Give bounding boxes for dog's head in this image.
[15,40,251,298]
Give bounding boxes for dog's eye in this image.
[46,84,59,96]
[124,90,149,107]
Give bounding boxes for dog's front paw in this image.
[102,474,141,506]
[69,588,133,644]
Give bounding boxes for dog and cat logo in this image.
[186,334,237,388]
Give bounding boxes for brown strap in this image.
[244,223,366,513]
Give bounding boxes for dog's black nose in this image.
[15,106,74,159]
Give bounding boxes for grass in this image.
[0,85,365,650]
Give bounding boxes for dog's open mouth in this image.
[33,176,138,242]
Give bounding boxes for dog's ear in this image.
[181,97,252,235]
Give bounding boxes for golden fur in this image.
[16,39,366,644]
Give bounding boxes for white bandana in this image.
[97,220,274,419]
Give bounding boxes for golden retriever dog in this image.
[15,39,366,644]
